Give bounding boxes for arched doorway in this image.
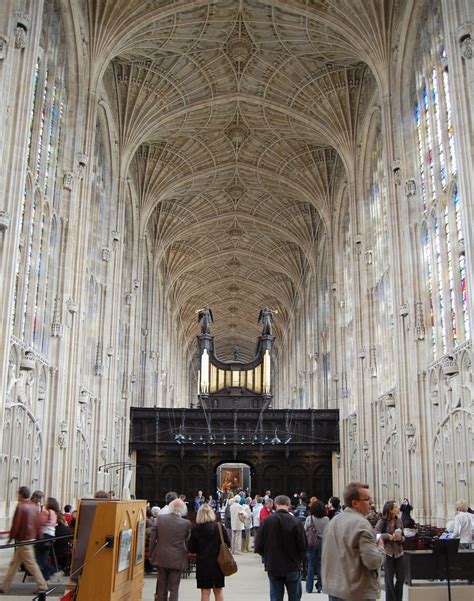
[217,462,251,499]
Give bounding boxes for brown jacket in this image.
[9,500,41,542]
[149,512,191,570]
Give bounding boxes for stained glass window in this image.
[432,68,446,189]
[454,188,470,338]
[366,122,393,392]
[415,104,427,209]
[443,206,456,344]
[424,228,436,354]
[414,8,470,355]
[12,0,67,347]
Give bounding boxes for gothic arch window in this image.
[364,117,394,393]
[340,194,354,405]
[12,0,67,351]
[414,0,470,357]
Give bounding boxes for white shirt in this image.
[230,501,246,530]
[252,503,263,527]
[453,511,472,544]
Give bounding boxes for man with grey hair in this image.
[159,491,178,515]
[322,482,385,601]
[255,494,307,601]
[149,498,191,601]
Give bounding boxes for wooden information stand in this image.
[68,499,146,601]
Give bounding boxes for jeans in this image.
[306,542,323,592]
[269,570,302,601]
[36,534,55,580]
[384,555,404,601]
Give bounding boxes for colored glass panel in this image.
[424,228,436,356]
[434,217,447,354]
[423,85,436,200]
[441,63,457,175]
[444,206,456,343]
[415,104,427,209]
[432,68,446,189]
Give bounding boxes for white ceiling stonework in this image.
[93,0,399,360]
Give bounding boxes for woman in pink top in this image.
[37,497,59,580]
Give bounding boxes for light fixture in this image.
[174,433,185,444]
[284,434,292,445]
[271,429,281,445]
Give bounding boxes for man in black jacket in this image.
[255,494,307,601]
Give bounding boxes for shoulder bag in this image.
[217,523,238,576]
[306,516,318,549]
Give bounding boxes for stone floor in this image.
[0,545,466,600]
[0,550,336,599]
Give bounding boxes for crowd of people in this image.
[0,486,74,595]
[143,486,473,601]
[0,483,472,600]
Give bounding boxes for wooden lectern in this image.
[67,499,146,601]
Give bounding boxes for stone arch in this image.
[185,463,207,496]
[287,464,308,497]
[261,464,281,497]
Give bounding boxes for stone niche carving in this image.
[400,303,409,317]
[102,247,111,262]
[63,171,74,190]
[0,209,11,232]
[76,153,88,179]
[58,421,68,449]
[20,351,35,371]
[405,422,417,452]
[0,36,7,60]
[459,33,472,60]
[79,387,89,404]
[66,298,78,314]
[442,355,459,377]
[382,391,395,407]
[405,178,416,196]
[15,24,27,49]
[362,440,370,461]
[393,164,401,186]
[415,301,425,340]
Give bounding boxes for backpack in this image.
[306,517,318,548]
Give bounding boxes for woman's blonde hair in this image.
[196,503,216,524]
[455,499,469,512]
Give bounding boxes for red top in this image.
[259,506,273,522]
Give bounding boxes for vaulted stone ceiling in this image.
[93,0,399,361]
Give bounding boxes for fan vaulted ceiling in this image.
[95,0,397,361]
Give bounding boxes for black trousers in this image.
[384,555,404,601]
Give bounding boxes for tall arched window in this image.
[365,120,394,394]
[414,0,470,358]
[340,198,354,404]
[12,0,67,349]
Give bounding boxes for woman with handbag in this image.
[375,501,405,601]
[304,500,329,593]
[37,497,59,580]
[189,503,231,601]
